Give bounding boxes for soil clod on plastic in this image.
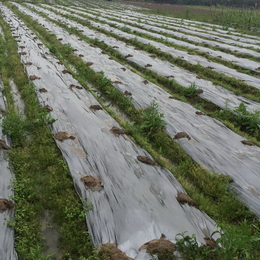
[124,90,132,96]
[98,243,133,260]
[241,140,255,146]
[43,105,53,112]
[0,199,13,211]
[0,140,11,150]
[39,88,48,93]
[139,234,175,258]
[110,126,125,137]
[90,105,103,111]
[174,132,191,140]
[29,75,41,81]
[62,69,71,74]
[143,80,149,84]
[176,192,197,207]
[81,176,103,192]
[137,155,155,166]
[196,111,206,116]
[70,84,83,90]
[54,132,76,142]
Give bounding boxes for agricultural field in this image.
[0,0,260,259]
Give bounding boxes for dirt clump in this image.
[98,243,133,260]
[73,49,78,52]
[149,55,156,59]
[79,54,84,57]
[86,62,94,66]
[58,38,63,41]
[139,234,175,258]
[57,61,63,65]
[43,105,53,112]
[113,46,119,48]
[204,236,219,249]
[62,70,72,74]
[54,132,76,142]
[207,66,214,70]
[113,81,123,84]
[174,132,191,140]
[110,126,125,137]
[137,155,155,166]
[25,62,33,65]
[165,75,175,79]
[196,89,203,94]
[20,46,26,49]
[143,80,149,84]
[125,54,133,58]
[145,64,152,67]
[0,199,13,211]
[37,43,43,47]
[124,90,132,96]
[39,88,48,93]
[81,176,103,192]
[196,76,202,79]
[256,67,260,71]
[241,140,255,146]
[0,140,11,150]
[19,52,27,55]
[196,111,205,116]
[169,96,180,100]
[90,105,103,111]
[217,56,222,58]
[121,67,126,71]
[70,84,83,90]
[29,75,41,81]
[176,192,197,207]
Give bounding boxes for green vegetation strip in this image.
[6,4,260,259]
[26,4,260,143]
[42,5,260,103]
[0,13,96,260]
[70,5,260,64]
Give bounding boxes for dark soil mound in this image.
[98,243,133,260]
[176,192,197,207]
[81,176,103,191]
[54,132,76,142]
[137,155,155,165]
[0,199,13,211]
[0,140,11,150]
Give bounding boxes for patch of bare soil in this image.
[0,139,11,150]
[176,192,197,207]
[139,234,175,258]
[81,176,104,191]
[137,155,155,165]
[174,132,191,140]
[98,243,133,260]
[110,126,125,136]
[0,199,13,211]
[54,132,76,142]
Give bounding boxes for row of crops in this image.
[0,0,260,259]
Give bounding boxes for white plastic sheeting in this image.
[1,4,220,259]
[0,80,17,260]
[79,6,260,72]
[44,5,260,91]
[27,4,260,114]
[80,5,260,49]
[12,3,260,218]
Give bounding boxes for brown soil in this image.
[196,89,204,94]
[29,75,41,80]
[0,139,11,150]
[139,234,175,258]
[62,69,72,74]
[241,140,255,146]
[174,132,191,140]
[81,176,104,191]
[137,155,155,165]
[204,236,219,249]
[145,64,152,68]
[86,62,94,66]
[0,199,13,211]
[176,192,197,207]
[39,88,48,93]
[90,104,103,111]
[43,105,53,112]
[70,84,83,90]
[195,111,206,116]
[196,76,202,79]
[37,43,43,47]
[169,96,179,100]
[113,81,123,84]
[125,54,133,58]
[98,243,133,260]
[79,54,84,57]
[54,132,76,142]
[57,61,63,65]
[58,38,63,41]
[121,67,127,71]
[19,52,27,55]
[165,75,175,79]
[143,80,149,84]
[20,46,25,49]
[124,90,132,96]
[149,55,156,59]
[110,126,125,136]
